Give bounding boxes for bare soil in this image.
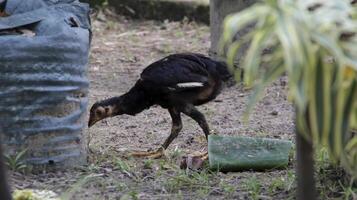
[9,13,300,200]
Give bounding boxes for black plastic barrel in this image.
[0,0,91,167]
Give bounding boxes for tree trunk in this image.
[0,142,12,200]
[296,130,317,200]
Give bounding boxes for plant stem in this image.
[296,129,317,200]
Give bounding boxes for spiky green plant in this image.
[4,149,27,172]
[221,0,357,177]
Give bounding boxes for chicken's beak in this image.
[88,117,99,128]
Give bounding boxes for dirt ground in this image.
[10,12,302,200]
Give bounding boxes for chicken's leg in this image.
[181,104,210,164]
[182,104,210,139]
[130,108,182,159]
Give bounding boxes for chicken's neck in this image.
[117,85,153,116]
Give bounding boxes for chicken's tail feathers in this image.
[172,52,235,84]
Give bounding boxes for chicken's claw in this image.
[129,147,165,159]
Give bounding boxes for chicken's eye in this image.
[105,107,110,113]
[96,109,103,116]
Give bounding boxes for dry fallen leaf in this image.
[0,11,8,17]
[180,155,207,170]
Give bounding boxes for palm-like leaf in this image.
[221,0,357,177]
[4,149,27,172]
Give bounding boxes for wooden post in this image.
[296,130,317,200]
[0,142,12,200]
[209,0,256,59]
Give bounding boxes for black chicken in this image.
[0,0,7,17]
[0,140,11,200]
[88,53,231,158]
